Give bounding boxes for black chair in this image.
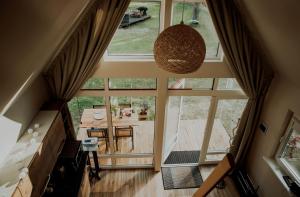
[114,126,134,151]
[87,128,109,152]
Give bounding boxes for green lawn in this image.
[108,2,220,58]
[108,2,160,55]
[172,3,219,58]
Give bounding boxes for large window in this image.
[276,114,300,183]
[168,78,214,90]
[69,78,157,167]
[81,78,104,90]
[206,99,247,161]
[172,1,220,59]
[217,78,242,91]
[107,1,161,56]
[109,78,156,89]
[164,96,210,164]
[106,0,222,60]
[68,96,106,133]
[164,77,247,164]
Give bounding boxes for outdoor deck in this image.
[77,119,229,166]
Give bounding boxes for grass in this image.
[172,3,219,58]
[108,2,219,58]
[81,78,104,89]
[108,2,160,55]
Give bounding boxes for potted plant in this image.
[138,101,149,121]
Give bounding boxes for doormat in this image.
[164,151,200,164]
[161,166,203,190]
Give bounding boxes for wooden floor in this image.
[90,166,240,197]
[174,119,230,151]
[78,119,230,165]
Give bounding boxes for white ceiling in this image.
[240,0,300,88]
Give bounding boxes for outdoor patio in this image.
[77,118,230,166]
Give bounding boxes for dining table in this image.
[80,108,140,129]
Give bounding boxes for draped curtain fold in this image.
[45,0,130,139]
[206,0,274,166]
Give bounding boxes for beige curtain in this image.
[45,0,130,139]
[206,0,274,166]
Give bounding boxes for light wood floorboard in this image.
[90,166,239,197]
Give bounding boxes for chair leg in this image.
[132,135,134,149]
[116,137,119,151]
[105,139,109,152]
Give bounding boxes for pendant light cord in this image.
[180,0,186,24]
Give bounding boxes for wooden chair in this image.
[193,153,235,197]
[93,104,106,109]
[87,128,109,152]
[114,126,134,151]
[119,104,131,109]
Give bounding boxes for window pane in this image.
[217,78,242,90]
[164,96,181,157]
[207,99,247,159]
[172,1,220,59]
[168,78,213,90]
[77,96,105,109]
[107,2,160,55]
[164,96,211,164]
[110,96,156,154]
[68,96,106,135]
[280,118,300,181]
[68,98,81,133]
[81,78,104,90]
[109,78,156,89]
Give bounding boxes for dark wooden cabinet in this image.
[29,113,66,197]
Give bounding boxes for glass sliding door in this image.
[206,99,247,161]
[105,96,156,166]
[163,96,182,161]
[163,96,211,164]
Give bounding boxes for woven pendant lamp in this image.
[154,3,206,74]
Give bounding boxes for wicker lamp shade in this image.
[154,24,206,74]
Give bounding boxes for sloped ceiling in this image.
[239,0,300,88]
[0,0,92,113]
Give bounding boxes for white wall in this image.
[246,76,300,196]
[237,1,300,195]
[4,75,49,138]
[239,0,300,89]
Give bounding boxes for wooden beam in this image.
[193,153,235,197]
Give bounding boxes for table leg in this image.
[92,151,100,179]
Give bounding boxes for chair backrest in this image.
[119,104,131,109]
[93,105,106,109]
[87,128,108,138]
[115,126,133,136]
[193,153,235,197]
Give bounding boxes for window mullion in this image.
[104,78,115,154]
[199,96,218,163]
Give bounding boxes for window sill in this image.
[263,156,294,195]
